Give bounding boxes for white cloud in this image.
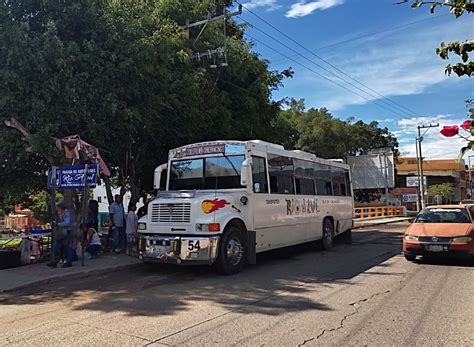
[396,114,471,159]
[244,0,281,10]
[286,0,344,18]
[374,118,395,123]
[279,16,471,111]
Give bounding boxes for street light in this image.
[417,123,439,209]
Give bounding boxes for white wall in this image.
[92,184,144,213]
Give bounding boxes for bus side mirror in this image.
[240,158,252,186]
[154,163,167,190]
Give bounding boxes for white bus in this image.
[136,140,353,274]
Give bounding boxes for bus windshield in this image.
[169,155,245,190]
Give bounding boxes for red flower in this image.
[461,120,471,130]
[440,125,459,137]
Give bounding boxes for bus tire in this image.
[340,229,352,244]
[215,226,246,275]
[321,218,334,251]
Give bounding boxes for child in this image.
[84,227,102,258]
[125,204,138,256]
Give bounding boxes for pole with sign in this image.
[80,164,89,267]
[49,167,57,263]
[48,164,97,267]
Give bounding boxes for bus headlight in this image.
[138,222,147,231]
[196,223,220,232]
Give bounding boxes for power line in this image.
[236,1,423,117]
[270,13,447,63]
[237,15,416,117]
[243,31,408,117]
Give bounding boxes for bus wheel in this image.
[321,218,334,250]
[215,226,246,275]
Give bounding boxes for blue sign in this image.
[48,165,98,189]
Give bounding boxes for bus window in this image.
[252,156,268,193]
[314,162,332,196]
[294,159,316,195]
[268,154,295,194]
[344,170,352,196]
[331,167,346,196]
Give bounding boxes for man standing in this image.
[48,201,75,268]
[109,194,125,253]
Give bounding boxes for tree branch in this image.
[4,117,34,150]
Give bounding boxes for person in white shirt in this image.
[84,227,102,258]
[126,204,138,255]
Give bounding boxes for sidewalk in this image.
[0,253,141,293]
[353,216,410,229]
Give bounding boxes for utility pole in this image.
[417,123,439,209]
[415,140,421,211]
[468,155,474,199]
[184,5,242,67]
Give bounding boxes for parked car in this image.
[403,204,474,261]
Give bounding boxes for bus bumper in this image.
[136,234,219,265]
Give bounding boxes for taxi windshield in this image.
[415,208,471,224]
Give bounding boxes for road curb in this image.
[353,218,410,229]
[1,262,142,293]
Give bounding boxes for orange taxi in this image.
[403,205,474,261]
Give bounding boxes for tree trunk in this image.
[102,175,114,205]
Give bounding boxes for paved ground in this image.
[0,222,473,346]
[0,253,140,292]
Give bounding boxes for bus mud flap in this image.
[246,230,257,265]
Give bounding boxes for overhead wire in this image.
[270,13,447,63]
[237,15,415,117]
[236,1,424,117]
[242,31,410,117]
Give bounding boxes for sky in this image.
[233,0,474,160]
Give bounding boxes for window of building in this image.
[252,156,268,193]
[268,154,295,194]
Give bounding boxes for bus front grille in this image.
[151,203,191,223]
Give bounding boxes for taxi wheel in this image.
[404,253,416,261]
[321,218,334,251]
[215,226,246,275]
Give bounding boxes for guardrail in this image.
[354,206,406,219]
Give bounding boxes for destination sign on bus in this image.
[175,144,246,158]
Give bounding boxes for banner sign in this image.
[406,176,427,187]
[402,194,418,203]
[48,165,98,189]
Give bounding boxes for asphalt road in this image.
[1,223,473,346]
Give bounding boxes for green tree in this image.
[274,99,399,159]
[27,191,63,224]
[428,183,455,202]
[0,0,289,210]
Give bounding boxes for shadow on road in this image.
[0,229,404,317]
[414,256,474,267]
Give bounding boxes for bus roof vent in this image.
[249,140,285,150]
